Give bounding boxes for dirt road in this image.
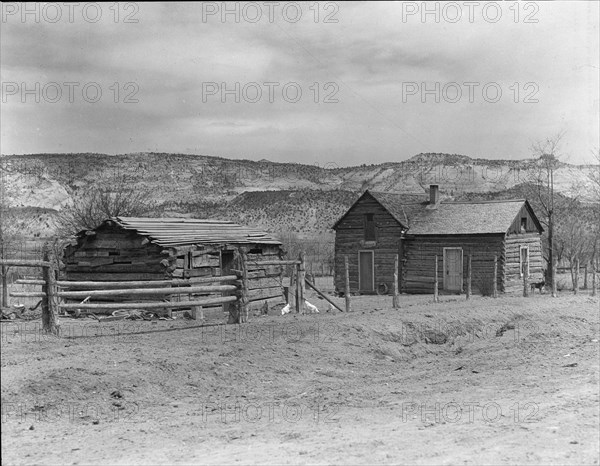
[2,293,599,465]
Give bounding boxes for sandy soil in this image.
[1,290,599,465]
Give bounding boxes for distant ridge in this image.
[1,152,596,238]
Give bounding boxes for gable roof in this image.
[331,190,427,230]
[406,199,543,235]
[332,190,543,235]
[84,217,282,247]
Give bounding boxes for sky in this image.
[1,1,599,166]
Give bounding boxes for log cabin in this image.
[333,185,544,295]
[63,217,285,313]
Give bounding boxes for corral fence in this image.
[2,250,343,338]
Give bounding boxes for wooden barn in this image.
[63,217,286,313]
[333,185,544,295]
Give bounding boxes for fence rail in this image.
[11,285,237,299]
[15,275,238,288]
[4,251,341,335]
[59,296,238,310]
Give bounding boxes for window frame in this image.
[519,245,530,278]
[364,213,376,241]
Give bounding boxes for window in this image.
[520,246,529,277]
[520,217,527,232]
[365,213,376,241]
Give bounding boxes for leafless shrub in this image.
[57,179,156,235]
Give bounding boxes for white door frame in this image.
[358,250,375,292]
[519,245,530,277]
[443,247,463,291]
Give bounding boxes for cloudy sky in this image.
[1,1,598,165]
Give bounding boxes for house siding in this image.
[402,234,505,294]
[334,193,404,294]
[503,232,544,293]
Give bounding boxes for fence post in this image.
[240,250,249,323]
[552,259,557,297]
[466,254,472,300]
[523,255,529,297]
[191,306,204,320]
[0,264,7,308]
[289,262,296,308]
[493,255,498,298]
[434,255,439,303]
[574,258,579,295]
[298,251,305,314]
[231,250,247,324]
[392,254,399,309]
[294,262,300,314]
[42,246,60,336]
[344,255,351,312]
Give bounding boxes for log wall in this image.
[334,193,403,294]
[402,234,505,294]
[241,246,286,313]
[63,224,285,314]
[63,225,168,281]
[503,232,544,293]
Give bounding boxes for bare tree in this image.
[555,207,595,288]
[587,148,600,293]
[526,133,571,294]
[0,159,23,306]
[58,178,156,235]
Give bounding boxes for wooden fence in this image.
[3,250,342,336]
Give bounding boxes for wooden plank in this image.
[57,285,236,298]
[64,272,167,281]
[298,252,306,313]
[53,276,237,288]
[0,259,51,267]
[41,247,59,335]
[493,255,498,297]
[433,255,439,302]
[10,291,47,298]
[344,255,351,312]
[245,260,300,266]
[238,251,249,323]
[466,255,472,300]
[305,278,343,312]
[393,254,399,308]
[289,262,296,308]
[59,296,237,310]
[247,286,283,303]
[66,263,165,273]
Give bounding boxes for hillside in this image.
[1,152,597,239]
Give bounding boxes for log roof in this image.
[84,217,282,247]
[333,190,543,235]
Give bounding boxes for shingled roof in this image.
[89,217,282,247]
[332,191,427,230]
[333,190,542,235]
[406,200,540,235]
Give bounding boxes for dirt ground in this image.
[1,289,599,465]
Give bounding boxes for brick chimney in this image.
[429,184,439,205]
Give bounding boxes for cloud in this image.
[1,2,598,165]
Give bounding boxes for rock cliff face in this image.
[1,152,596,237]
